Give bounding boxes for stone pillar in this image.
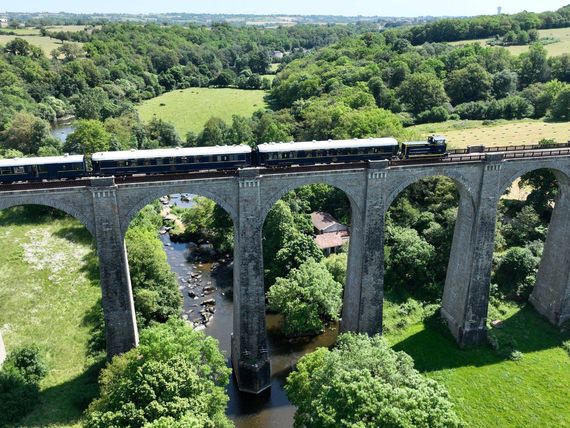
[442,157,502,347]
[530,181,570,326]
[91,178,139,357]
[341,166,387,335]
[232,170,270,394]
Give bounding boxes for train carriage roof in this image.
[92,145,252,162]
[257,138,398,153]
[0,154,84,168]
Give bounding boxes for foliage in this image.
[85,319,232,428]
[126,207,182,328]
[285,333,463,428]
[493,247,539,299]
[0,345,48,425]
[501,205,547,246]
[64,119,111,155]
[267,258,343,336]
[3,345,48,384]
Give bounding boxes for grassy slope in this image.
[410,119,570,149]
[0,208,103,427]
[449,27,570,56]
[386,303,570,428]
[137,87,268,136]
[0,35,79,56]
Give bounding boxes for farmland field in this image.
[137,87,268,136]
[410,119,570,149]
[0,34,82,56]
[449,27,570,56]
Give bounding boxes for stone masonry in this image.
[1,153,570,393]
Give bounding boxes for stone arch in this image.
[259,173,364,227]
[0,193,95,236]
[497,163,570,201]
[384,169,476,214]
[119,183,238,237]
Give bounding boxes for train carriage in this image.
[257,138,399,167]
[91,145,252,176]
[0,155,86,183]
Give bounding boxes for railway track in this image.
[2,142,570,192]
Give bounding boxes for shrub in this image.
[563,340,570,356]
[85,319,232,428]
[493,247,539,299]
[267,258,342,336]
[3,345,48,384]
[285,333,463,428]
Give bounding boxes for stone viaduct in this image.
[1,151,569,393]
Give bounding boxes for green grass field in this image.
[449,27,570,57]
[137,87,268,136]
[410,119,570,149]
[388,303,570,427]
[0,35,80,56]
[0,207,103,427]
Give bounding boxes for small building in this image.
[271,50,284,61]
[0,18,8,28]
[311,211,349,255]
[311,211,349,235]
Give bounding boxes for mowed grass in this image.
[449,27,570,56]
[137,87,268,136]
[0,207,103,427]
[410,119,570,149]
[387,303,570,427]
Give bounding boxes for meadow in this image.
[387,302,570,427]
[0,207,103,427]
[137,87,268,136]
[410,119,570,149]
[0,34,66,56]
[449,27,570,57]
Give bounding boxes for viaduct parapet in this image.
[1,151,569,393]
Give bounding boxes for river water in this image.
[160,194,339,428]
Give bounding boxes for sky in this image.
[5,0,569,17]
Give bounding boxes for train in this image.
[0,136,447,184]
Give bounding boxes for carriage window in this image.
[0,167,11,175]
[14,166,25,174]
[373,148,379,153]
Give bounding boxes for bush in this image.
[493,247,539,299]
[563,340,570,356]
[85,319,232,428]
[285,333,463,428]
[3,345,48,384]
[0,371,41,425]
[0,345,47,425]
[267,258,342,336]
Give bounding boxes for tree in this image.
[445,63,492,104]
[267,258,343,336]
[493,246,539,299]
[126,217,182,328]
[519,44,551,87]
[550,86,570,120]
[145,117,181,147]
[397,73,449,115]
[492,70,518,99]
[85,319,232,428]
[285,333,463,428]
[332,108,407,140]
[64,120,111,155]
[197,117,230,146]
[228,115,253,145]
[1,112,51,154]
[502,205,547,246]
[385,226,436,293]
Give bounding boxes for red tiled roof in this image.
[311,211,341,231]
[315,232,347,249]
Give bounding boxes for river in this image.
[160,194,339,428]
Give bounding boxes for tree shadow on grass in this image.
[14,360,104,428]
[392,304,570,373]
